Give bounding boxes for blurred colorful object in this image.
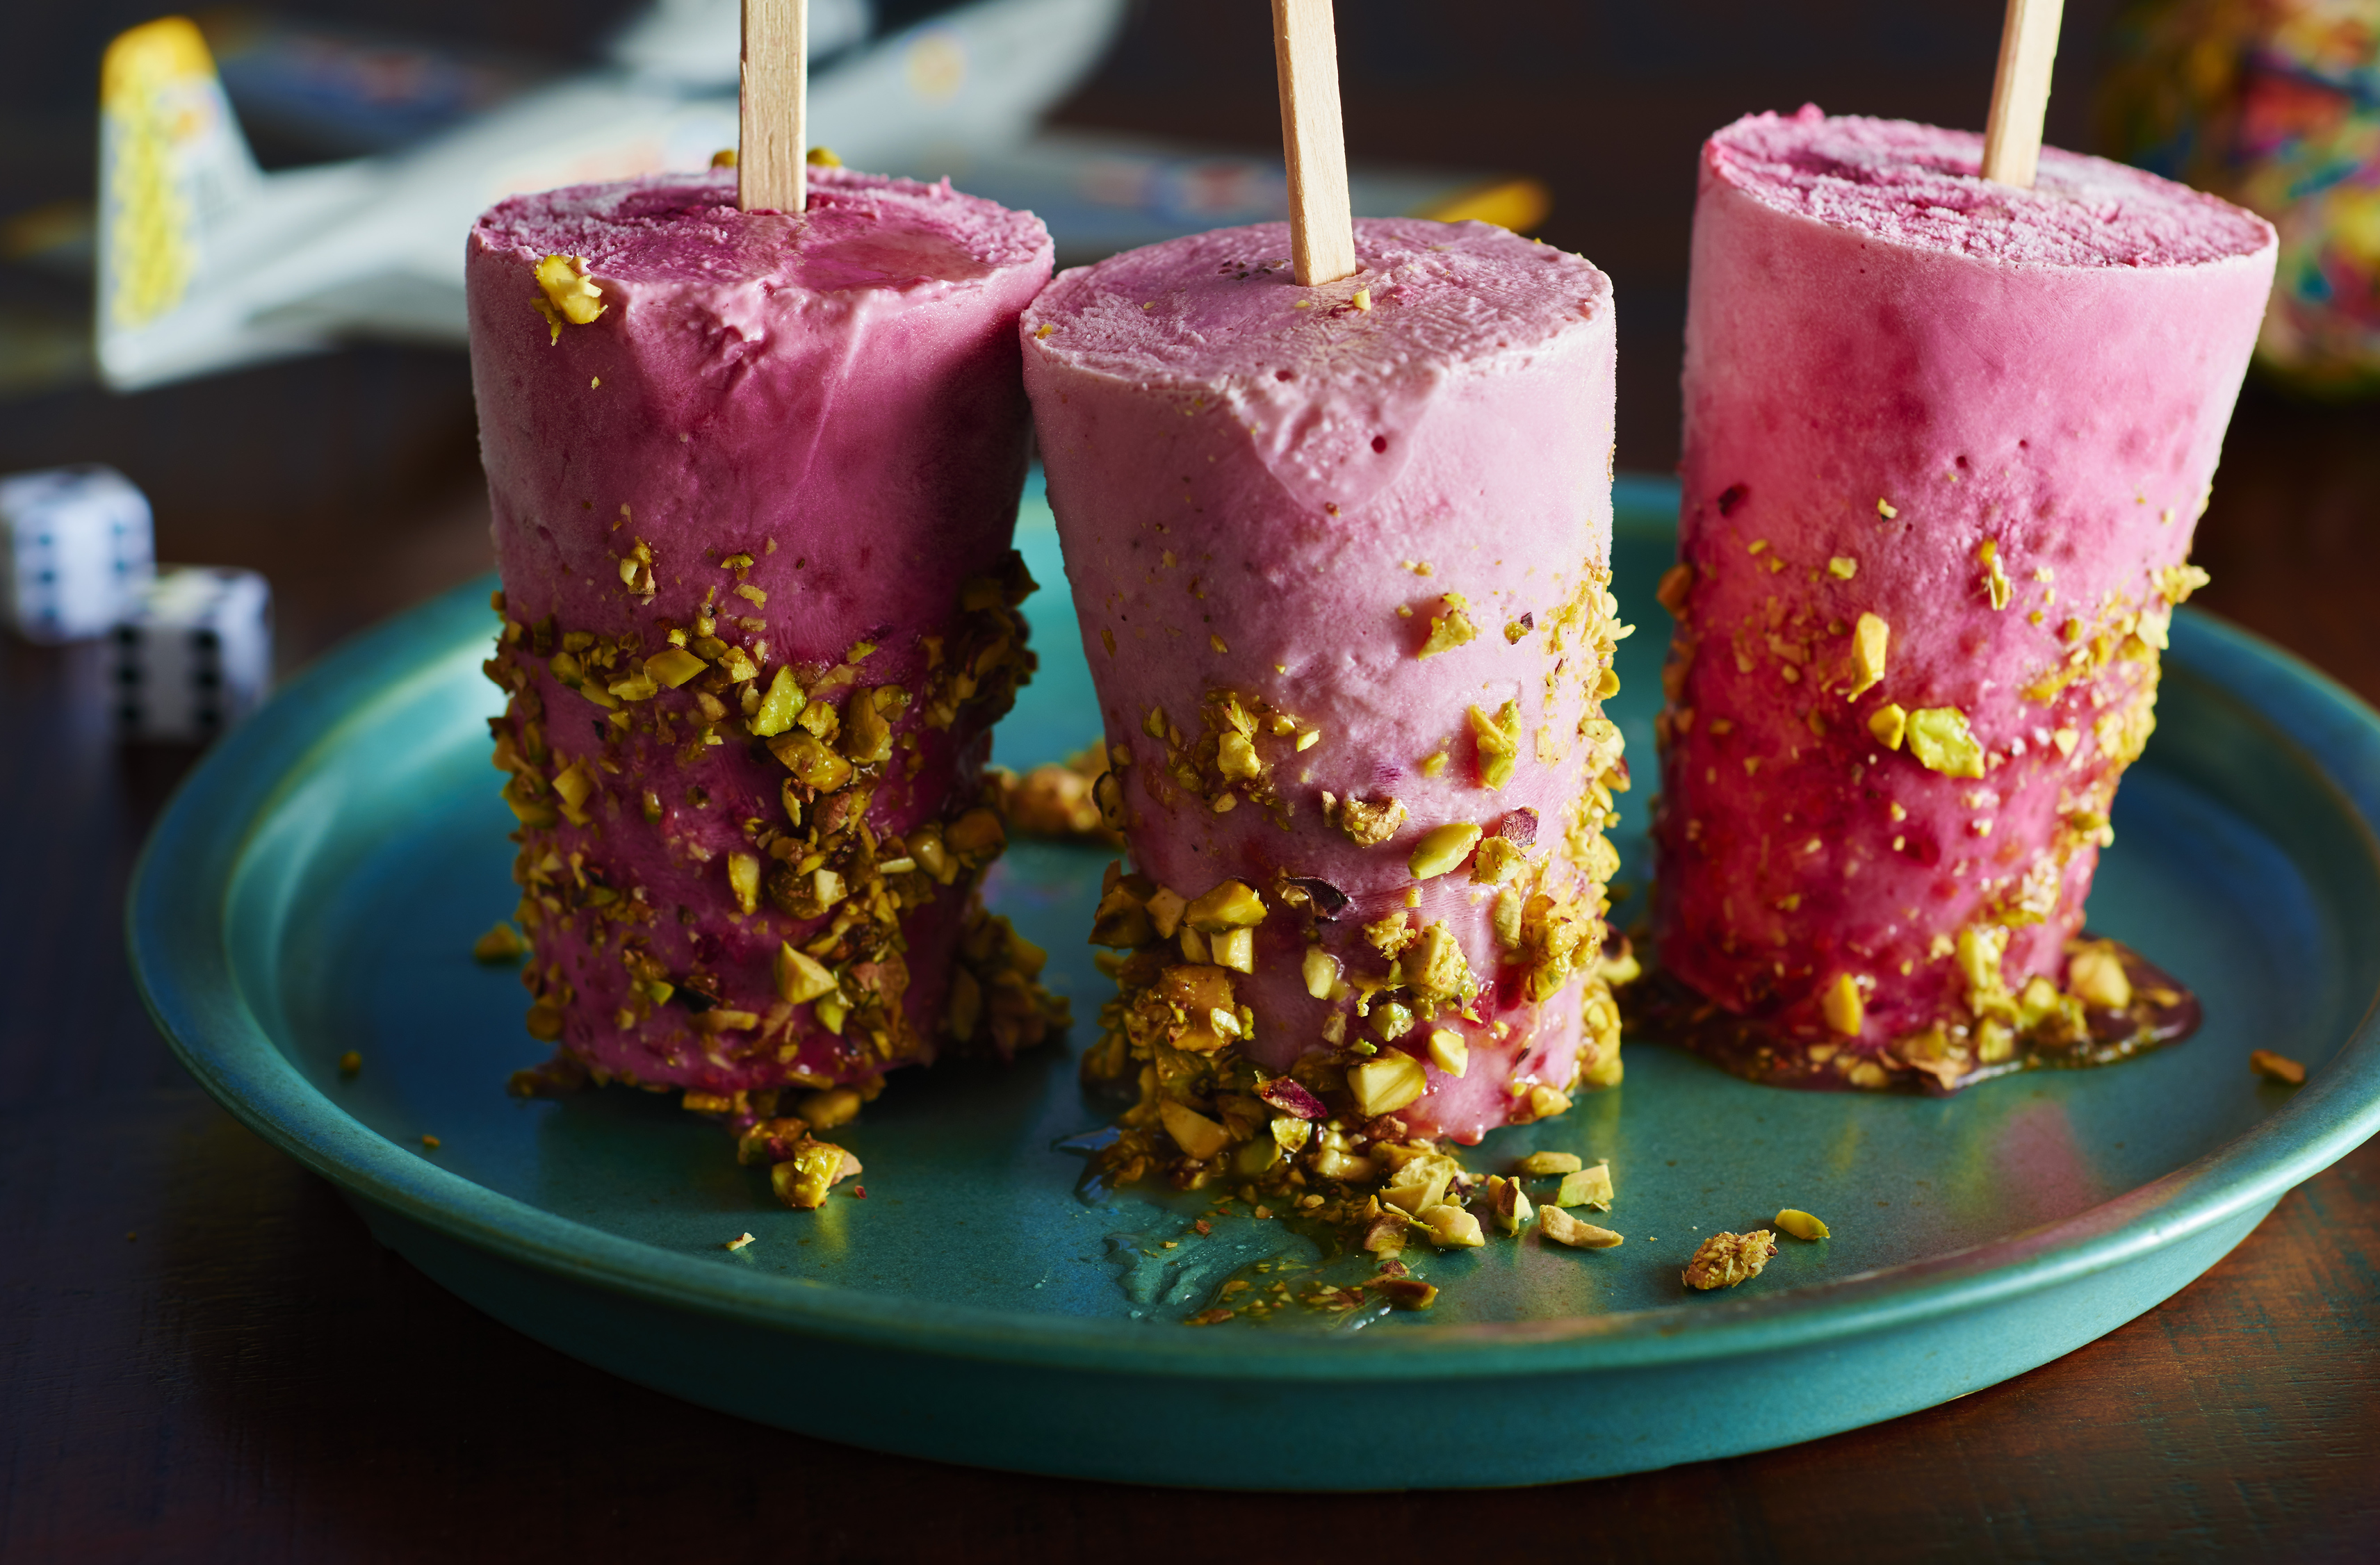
[2103,0,2380,395]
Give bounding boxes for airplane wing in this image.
[97,0,1128,389]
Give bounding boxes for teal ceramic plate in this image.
[131,477,2380,1489]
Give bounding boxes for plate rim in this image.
[128,486,2380,1383]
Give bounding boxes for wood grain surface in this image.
[1,375,2374,1564]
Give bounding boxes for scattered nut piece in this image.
[1551,1162,1614,1209]
[2249,1049,2306,1086]
[1682,1229,1777,1290]
[1517,1151,1582,1177]
[1540,1205,1622,1249]
[1774,1208,1830,1240]
[1418,1203,1485,1248]
[472,923,526,962]
[2067,942,2133,1010]
[724,1232,756,1252]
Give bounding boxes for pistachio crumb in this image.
[1682,1229,1776,1290]
[1540,1205,1622,1249]
[2249,1049,2306,1086]
[1774,1208,1830,1240]
[725,1232,756,1251]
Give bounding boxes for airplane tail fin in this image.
[97,17,265,384]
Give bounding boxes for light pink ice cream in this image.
[469,167,1054,1096]
[1650,109,2275,1081]
[1025,219,1626,1148]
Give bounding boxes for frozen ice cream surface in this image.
[1649,109,2276,1090]
[470,167,1062,1120]
[1026,218,1629,1179]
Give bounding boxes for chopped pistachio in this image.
[1828,556,1858,580]
[2249,1049,2306,1086]
[1335,794,1408,846]
[1774,1208,1830,1240]
[1554,1163,1614,1210]
[1209,928,1255,973]
[1145,885,1188,940]
[773,942,839,1004]
[748,667,802,735]
[1383,1152,1462,1213]
[1348,1051,1427,1117]
[1418,1204,1485,1248]
[2067,942,2133,1009]
[472,923,526,962]
[1517,1151,1582,1177]
[1184,879,1266,933]
[1400,922,1474,1001]
[770,1141,859,1209]
[1905,706,1984,778]
[1467,700,1521,789]
[1848,612,1889,697]
[1540,1205,1622,1249]
[1821,972,1864,1035]
[727,851,762,915]
[645,647,708,687]
[533,254,606,329]
[1159,1099,1232,1160]
[1089,883,1155,948]
[1216,731,1262,780]
[1869,702,1908,750]
[1408,821,1482,880]
[799,1087,862,1129]
[1681,1229,1777,1290]
[1370,1001,1416,1042]
[1486,1176,1533,1236]
[1301,945,1341,999]
[767,730,854,792]
[1469,835,1526,885]
[1417,593,1478,658]
[1427,1028,1469,1077]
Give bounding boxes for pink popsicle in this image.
[1650,108,2276,1090]
[1024,218,1628,1191]
[469,166,1062,1140]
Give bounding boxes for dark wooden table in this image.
[1,368,2374,1563]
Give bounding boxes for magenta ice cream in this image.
[469,166,1061,1156]
[1649,109,2276,1090]
[1024,218,1628,1190]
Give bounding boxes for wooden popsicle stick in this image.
[1980,0,2064,188]
[740,0,808,213]
[1270,0,1357,286]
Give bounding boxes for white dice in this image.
[0,464,155,643]
[111,567,273,743]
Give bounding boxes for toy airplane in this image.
[96,0,1547,391]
